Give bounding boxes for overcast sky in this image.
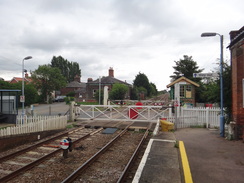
[0,0,243,90]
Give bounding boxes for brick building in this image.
[86,67,132,101]
[60,75,86,101]
[9,73,32,84]
[228,26,244,139]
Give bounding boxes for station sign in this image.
[193,73,218,78]
[20,95,25,103]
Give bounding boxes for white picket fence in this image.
[0,115,68,137]
[163,107,221,128]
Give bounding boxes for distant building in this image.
[9,73,32,84]
[228,26,244,139]
[86,67,132,102]
[60,75,86,101]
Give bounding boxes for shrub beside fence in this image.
[0,115,67,137]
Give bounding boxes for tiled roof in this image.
[89,76,131,86]
[167,76,200,88]
[10,77,31,83]
[228,26,244,48]
[66,81,86,88]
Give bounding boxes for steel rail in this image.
[117,129,149,183]
[0,127,101,182]
[61,125,131,183]
[0,129,74,163]
[0,127,88,163]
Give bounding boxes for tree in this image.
[31,65,67,103]
[200,61,232,122]
[109,83,129,100]
[170,55,204,82]
[51,56,81,82]
[133,72,151,97]
[149,82,158,96]
[0,80,38,106]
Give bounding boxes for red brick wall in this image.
[231,40,244,125]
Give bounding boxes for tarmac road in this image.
[174,128,244,183]
[21,102,70,116]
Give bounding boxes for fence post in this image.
[69,101,75,121]
[206,107,209,128]
[169,104,172,117]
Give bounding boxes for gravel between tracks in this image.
[8,130,120,182]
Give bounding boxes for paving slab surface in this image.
[134,132,182,183]
[174,128,244,183]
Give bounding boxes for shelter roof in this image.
[166,76,200,88]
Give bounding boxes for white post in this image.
[103,86,109,105]
[206,107,209,128]
[169,104,172,117]
[69,101,75,121]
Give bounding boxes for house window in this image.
[180,85,192,98]
[93,89,96,97]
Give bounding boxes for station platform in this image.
[132,131,184,183]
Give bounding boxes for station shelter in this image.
[0,89,20,124]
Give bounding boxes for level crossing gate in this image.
[75,105,168,122]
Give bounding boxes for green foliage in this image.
[51,56,81,82]
[94,89,104,104]
[109,83,129,100]
[0,80,12,89]
[133,72,157,97]
[64,97,74,104]
[170,55,204,82]
[149,82,158,96]
[31,65,67,103]
[130,87,139,100]
[66,91,75,97]
[0,80,38,106]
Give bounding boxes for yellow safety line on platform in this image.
[179,141,193,183]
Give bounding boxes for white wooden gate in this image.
[75,105,168,122]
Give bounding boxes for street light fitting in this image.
[201,32,217,37]
[21,55,32,124]
[23,56,32,60]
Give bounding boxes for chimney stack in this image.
[87,78,93,82]
[74,75,81,83]
[109,67,114,77]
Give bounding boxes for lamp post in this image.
[22,56,32,123]
[201,32,224,137]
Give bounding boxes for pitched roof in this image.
[66,81,86,88]
[9,77,31,83]
[89,76,132,86]
[166,76,200,88]
[228,26,244,48]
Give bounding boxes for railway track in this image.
[1,122,151,182]
[0,127,99,182]
[62,126,149,183]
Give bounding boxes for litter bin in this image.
[160,120,174,131]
